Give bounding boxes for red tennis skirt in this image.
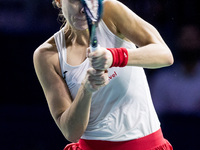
[64,128,173,150]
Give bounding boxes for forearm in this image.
[58,83,92,142]
[127,43,174,68]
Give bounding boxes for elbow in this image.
[61,123,85,143]
[56,117,81,143]
[159,44,174,67]
[165,51,174,66]
[65,136,80,143]
[63,131,80,143]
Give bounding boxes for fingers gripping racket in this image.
[81,0,103,52]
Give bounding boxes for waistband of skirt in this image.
[79,128,165,150]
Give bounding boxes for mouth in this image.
[74,16,86,21]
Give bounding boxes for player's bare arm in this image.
[33,37,108,142]
[94,0,174,69]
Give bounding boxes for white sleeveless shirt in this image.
[54,20,160,141]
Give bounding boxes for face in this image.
[60,0,88,30]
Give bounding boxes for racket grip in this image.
[90,44,100,52]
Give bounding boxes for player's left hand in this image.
[86,47,113,70]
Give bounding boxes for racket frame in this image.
[81,0,103,51]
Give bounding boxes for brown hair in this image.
[52,0,66,25]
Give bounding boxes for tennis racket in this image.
[81,0,103,52]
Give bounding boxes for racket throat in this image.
[90,25,98,49]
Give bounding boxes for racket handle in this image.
[90,44,100,52]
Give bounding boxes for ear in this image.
[55,0,62,8]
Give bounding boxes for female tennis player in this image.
[33,0,174,149]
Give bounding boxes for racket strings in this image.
[85,0,99,19]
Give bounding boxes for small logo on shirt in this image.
[63,71,68,80]
[63,70,118,81]
[109,71,117,80]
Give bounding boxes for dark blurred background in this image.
[1,0,200,149]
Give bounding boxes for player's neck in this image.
[64,23,90,46]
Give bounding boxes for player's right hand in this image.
[86,47,113,71]
[83,68,109,92]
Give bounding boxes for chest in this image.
[66,45,88,66]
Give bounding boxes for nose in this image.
[80,7,85,14]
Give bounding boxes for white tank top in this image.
[54,20,160,141]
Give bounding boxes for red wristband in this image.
[107,47,128,67]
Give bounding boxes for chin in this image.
[76,26,88,31]
[73,22,88,31]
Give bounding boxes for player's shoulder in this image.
[103,0,120,6]
[103,0,129,24]
[103,0,121,12]
[102,0,128,37]
[33,35,58,69]
[34,36,57,61]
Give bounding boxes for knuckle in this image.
[87,69,92,74]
